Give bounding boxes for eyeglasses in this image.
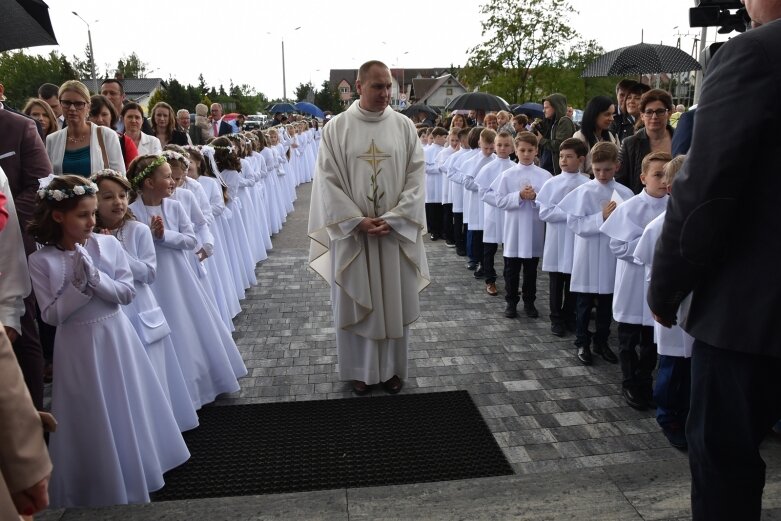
[643,108,668,118]
[60,100,87,109]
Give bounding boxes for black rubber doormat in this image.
[152,390,513,500]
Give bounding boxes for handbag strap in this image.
[95,124,109,169]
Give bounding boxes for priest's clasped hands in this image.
[358,217,391,236]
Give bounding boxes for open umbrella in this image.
[512,102,544,119]
[294,101,325,118]
[0,0,58,52]
[267,103,297,114]
[582,43,702,77]
[402,103,438,118]
[445,92,510,112]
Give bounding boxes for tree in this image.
[294,81,314,102]
[71,44,94,80]
[463,0,592,104]
[0,50,79,107]
[197,73,208,96]
[314,80,343,114]
[115,52,149,78]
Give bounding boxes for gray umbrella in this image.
[582,43,701,78]
[0,0,58,53]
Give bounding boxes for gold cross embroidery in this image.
[358,140,391,216]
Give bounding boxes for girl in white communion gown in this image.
[127,155,246,410]
[28,174,189,508]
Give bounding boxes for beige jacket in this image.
[0,324,52,519]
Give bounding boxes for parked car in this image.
[244,114,267,130]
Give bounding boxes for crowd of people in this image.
[1,7,780,512]
[0,78,320,511]
[415,83,694,450]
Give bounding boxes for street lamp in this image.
[281,26,301,101]
[72,11,98,93]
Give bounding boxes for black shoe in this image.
[429,233,438,241]
[504,304,518,318]
[661,426,688,450]
[466,261,477,270]
[524,303,539,318]
[592,343,618,364]
[577,345,592,365]
[445,240,456,247]
[622,388,648,410]
[456,249,467,256]
[474,268,485,279]
[551,323,566,337]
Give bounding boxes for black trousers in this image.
[548,272,575,327]
[687,340,781,521]
[14,293,45,409]
[425,202,443,237]
[482,242,498,283]
[441,203,454,243]
[453,213,466,254]
[467,229,483,264]
[503,257,538,305]
[574,292,612,348]
[617,323,656,395]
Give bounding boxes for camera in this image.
[689,0,751,33]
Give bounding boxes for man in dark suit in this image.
[0,89,52,410]
[210,103,236,136]
[649,3,781,520]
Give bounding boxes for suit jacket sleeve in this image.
[0,325,52,496]
[15,119,52,242]
[649,31,776,319]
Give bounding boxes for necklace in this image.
[67,130,88,143]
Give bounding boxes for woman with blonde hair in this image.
[150,102,189,147]
[45,80,125,176]
[22,98,58,137]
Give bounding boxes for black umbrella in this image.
[402,103,438,118]
[512,102,544,119]
[445,92,510,112]
[0,0,57,53]
[582,43,702,78]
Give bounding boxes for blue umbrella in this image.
[513,102,544,119]
[267,103,297,114]
[294,101,325,118]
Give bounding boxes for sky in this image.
[33,0,733,100]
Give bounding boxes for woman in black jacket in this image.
[150,101,189,147]
[616,89,674,194]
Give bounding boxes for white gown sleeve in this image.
[28,253,92,326]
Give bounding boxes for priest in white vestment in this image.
[308,61,429,394]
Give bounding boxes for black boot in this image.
[504,303,518,318]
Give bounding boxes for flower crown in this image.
[161,150,191,170]
[37,175,98,201]
[89,168,126,182]
[130,155,167,190]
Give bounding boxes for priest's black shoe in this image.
[382,375,403,394]
[592,342,618,364]
[622,387,647,410]
[352,380,371,396]
[504,304,518,318]
[524,303,539,318]
[577,345,592,365]
[551,323,566,337]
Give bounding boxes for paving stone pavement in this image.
[40,181,781,520]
